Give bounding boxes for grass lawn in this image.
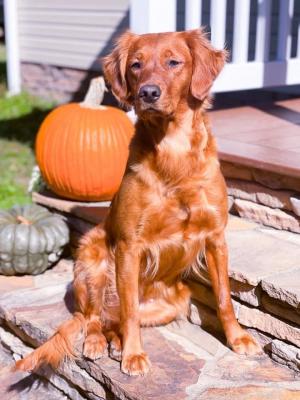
[0,44,54,209]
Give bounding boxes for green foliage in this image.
[0,44,55,209]
[0,91,54,146]
[0,138,35,208]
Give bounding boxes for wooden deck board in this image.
[210,98,300,177]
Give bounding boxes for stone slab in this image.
[258,227,300,247]
[33,259,74,288]
[270,339,300,373]
[0,275,34,295]
[246,328,273,350]
[261,294,300,326]
[230,279,261,307]
[1,264,299,399]
[226,215,258,231]
[227,178,297,211]
[188,278,261,309]
[221,161,300,192]
[0,326,107,400]
[197,386,300,400]
[80,328,204,400]
[189,301,223,334]
[159,319,228,359]
[226,229,300,286]
[261,268,300,309]
[234,199,300,233]
[32,191,110,225]
[0,283,205,400]
[291,197,300,217]
[0,260,73,295]
[237,304,300,348]
[227,195,235,212]
[187,349,300,399]
[0,339,68,400]
[190,288,300,349]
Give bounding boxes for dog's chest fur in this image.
[131,125,221,279]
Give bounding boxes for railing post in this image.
[4,0,21,95]
[210,0,227,49]
[185,0,202,30]
[255,0,271,62]
[232,0,250,63]
[298,19,300,57]
[277,0,294,60]
[130,0,177,34]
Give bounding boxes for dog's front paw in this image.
[229,330,262,356]
[121,352,151,376]
[83,333,107,360]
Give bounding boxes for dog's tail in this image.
[14,311,86,372]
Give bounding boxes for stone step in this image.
[0,326,107,400]
[32,191,300,304]
[0,282,203,400]
[0,260,300,399]
[32,189,300,325]
[32,191,110,225]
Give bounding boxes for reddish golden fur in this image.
[16,29,261,376]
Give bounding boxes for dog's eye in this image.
[168,60,181,67]
[131,61,141,70]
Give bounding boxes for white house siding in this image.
[18,0,130,71]
[18,0,300,71]
[16,0,300,101]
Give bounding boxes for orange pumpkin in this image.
[36,77,134,201]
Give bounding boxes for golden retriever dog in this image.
[16,29,261,376]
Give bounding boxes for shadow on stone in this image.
[64,282,76,314]
[8,373,44,394]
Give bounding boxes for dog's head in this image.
[103,29,226,119]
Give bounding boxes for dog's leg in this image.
[140,300,178,326]
[74,227,109,360]
[139,282,191,326]
[116,241,151,376]
[205,232,262,355]
[74,273,108,360]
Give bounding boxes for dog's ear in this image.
[102,31,136,106]
[185,29,227,101]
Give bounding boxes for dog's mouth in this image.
[134,96,175,120]
[136,102,162,115]
[145,107,159,113]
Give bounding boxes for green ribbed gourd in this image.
[0,204,69,275]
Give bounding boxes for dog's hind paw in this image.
[83,333,107,360]
[109,341,122,362]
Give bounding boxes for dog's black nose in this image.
[138,85,161,103]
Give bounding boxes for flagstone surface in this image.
[0,217,300,399]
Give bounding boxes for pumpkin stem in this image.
[80,77,108,109]
[16,215,32,225]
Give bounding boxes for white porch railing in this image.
[3,0,21,95]
[130,0,300,92]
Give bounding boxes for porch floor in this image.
[210,97,300,178]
